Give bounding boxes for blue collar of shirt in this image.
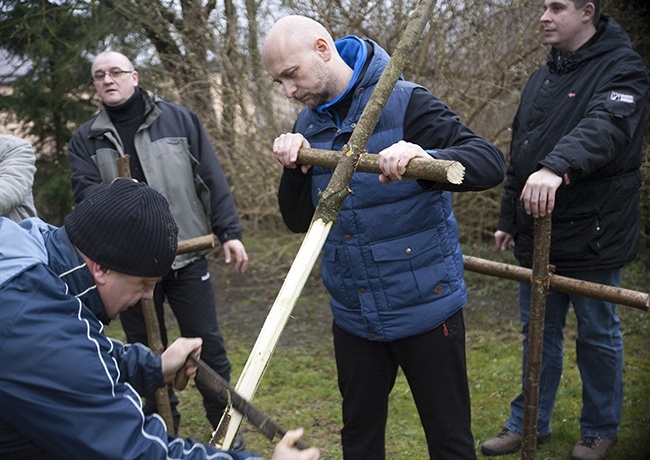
[316,35,367,115]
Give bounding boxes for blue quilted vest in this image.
[295,37,467,341]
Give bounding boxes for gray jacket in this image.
[68,91,243,270]
[0,135,37,222]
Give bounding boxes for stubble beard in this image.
[301,64,334,110]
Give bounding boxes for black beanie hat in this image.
[64,178,179,277]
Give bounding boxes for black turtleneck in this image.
[103,87,147,182]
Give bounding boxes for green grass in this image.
[104,238,650,459]
[468,308,650,460]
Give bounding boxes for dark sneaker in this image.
[571,436,617,460]
[231,433,246,452]
[481,428,551,456]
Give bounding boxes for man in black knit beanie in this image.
[67,51,248,449]
[0,178,318,459]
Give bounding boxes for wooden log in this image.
[521,215,552,459]
[141,298,175,430]
[297,147,465,184]
[216,0,441,449]
[462,256,650,311]
[117,154,131,179]
[117,157,220,435]
[143,232,216,434]
[177,234,216,255]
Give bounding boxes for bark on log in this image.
[117,154,131,179]
[177,234,216,255]
[462,256,649,311]
[297,147,464,184]
[521,215,552,459]
[141,298,176,433]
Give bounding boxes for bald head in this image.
[262,15,353,109]
[263,16,335,61]
[92,51,134,75]
[91,51,139,107]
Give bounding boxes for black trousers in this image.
[333,309,476,459]
[120,257,231,429]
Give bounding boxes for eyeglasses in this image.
[92,68,133,82]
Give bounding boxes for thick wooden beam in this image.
[462,256,649,311]
[297,147,464,184]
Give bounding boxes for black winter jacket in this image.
[498,16,649,273]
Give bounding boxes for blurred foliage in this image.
[0,0,129,221]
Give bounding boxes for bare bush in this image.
[87,0,649,246]
[204,0,546,241]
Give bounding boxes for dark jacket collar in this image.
[546,15,631,74]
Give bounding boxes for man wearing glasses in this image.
[67,51,248,450]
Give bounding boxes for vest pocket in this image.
[370,228,448,309]
[321,247,357,308]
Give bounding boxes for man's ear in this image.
[85,258,109,286]
[582,2,595,23]
[315,38,331,61]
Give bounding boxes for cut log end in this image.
[447,163,465,184]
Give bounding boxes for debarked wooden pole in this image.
[462,255,650,312]
[214,220,331,449]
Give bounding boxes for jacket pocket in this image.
[370,228,448,309]
[550,207,601,259]
[321,247,357,308]
[94,149,120,183]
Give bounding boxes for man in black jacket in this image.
[482,1,648,459]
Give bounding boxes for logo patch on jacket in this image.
[610,91,634,103]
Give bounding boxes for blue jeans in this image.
[505,269,623,439]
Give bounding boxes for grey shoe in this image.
[481,428,551,456]
[571,436,617,460]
